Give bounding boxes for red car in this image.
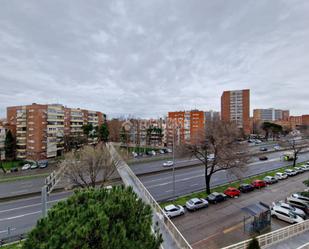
[252,180,267,189]
[224,187,241,198]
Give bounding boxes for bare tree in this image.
[179,121,249,194]
[107,119,123,142]
[280,131,309,167]
[62,143,117,188]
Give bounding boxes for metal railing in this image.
[108,143,192,249]
[222,219,309,249]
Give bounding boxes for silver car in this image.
[164,204,185,218]
[273,201,306,219]
[185,198,208,211]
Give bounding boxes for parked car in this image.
[275,172,288,180]
[255,139,262,144]
[30,163,38,169]
[163,161,174,167]
[259,147,268,151]
[185,198,208,211]
[164,204,185,218]
[272,201,306,219]
[287,197,309,215]
[10,167,18,172]
[224,187,241,198]
[206,192,227,204]
[271,206,304,224]
[21,164,31,171]
[132,152,138,158]
[274,145,281,151]
[251,180,267,189]
[238,183,255,193]
[294,167,305,173]
[301,165,309,171]
[259,156,268,161]
[38,160,48,169]
[292,193,309,203]
[285,169,297,176]
[166,148,172,153]
[263,176,278,184]
[159,149,165,154]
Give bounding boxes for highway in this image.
[1,149,309,241]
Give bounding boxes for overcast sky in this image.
[0,0,308,119]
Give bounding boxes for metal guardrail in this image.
[108,143,192,249]
[222,219,309,249]
[0,234,26,247]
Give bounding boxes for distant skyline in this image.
[0,0,308,118]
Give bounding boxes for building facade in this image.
[253,108,290,122]
[0,121,5,160]
[7,103,106,160]
[221,89,250,134]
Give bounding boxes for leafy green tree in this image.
[4,130,16,160]
[247,237,260,249]
[23,187,162,249]
[98,123,109,142]
[82,123,94,137]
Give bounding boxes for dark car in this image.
[238,183,255,193]
[10,167,18,172]
[259,156,268,161]
[259,147,268,151]
[206,192,227,204]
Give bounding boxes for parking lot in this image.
[171,170,309,249]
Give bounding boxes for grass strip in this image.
[0,173,49,183]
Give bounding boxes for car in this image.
[287,197,309,215]
[285,169,297,176]
[238,183,255,193]
[185,198,208,211]
[206,192,227,204]
[271,206,304,224]
[301,165,309,171]
[21,164,31,170]
[10,167,18,172]
[263,176,278,184]
[164,204,185,218]
[259,147,268,151]
[259,156,268,161]
[272,201,306,219]
[275,172,288,180]
[274,145,281,151]
[38,160,48,168]
[166,148,172,153]
[162,161,174,167]
[159,149,165,154]
[255,139,262,144]
[207,154,215,161]
[132,152,138,158]
[224,187,241,198]
[288,193,309,204]
[251,180,267,189]
[151,150,156,156]
[295,167,305,173]
[30,164,38,169]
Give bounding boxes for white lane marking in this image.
[0,198,66,214]
[0,211,41,222]
[190,183,199,187]
[10,190,27,194]
[147,174,204,189]
[0,228,16,234]
[165,190,173,193]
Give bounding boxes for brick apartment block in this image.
[0,120,5,160]
[7,103,106,161]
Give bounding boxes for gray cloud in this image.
[0,0,308,118]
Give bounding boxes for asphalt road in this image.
[0,191,71,240]
[140,151,309,201]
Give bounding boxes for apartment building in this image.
[253,108,290,122]
[7,103,106,160]
[0,121,5,160]
[221,89,250,134]
[167,110,206,146]
[123,118,165,147]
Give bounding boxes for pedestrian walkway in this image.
[267,231,309,249]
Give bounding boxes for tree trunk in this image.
[205,169,211,195]
[293,151,298,167]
